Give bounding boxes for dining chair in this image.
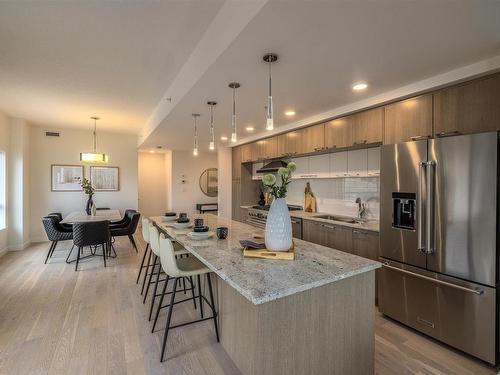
[41,216,73,264]
[110,211,140,252]
[72,221,110,271]
[110,209,136,226]
[154,233,219,362]
[137,217,152,289]
[47,212,73,230]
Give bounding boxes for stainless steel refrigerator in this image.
[379,132,498,365]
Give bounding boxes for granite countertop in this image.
[150,215,380,306]
[240,205,379,232]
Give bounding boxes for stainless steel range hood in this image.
[256,160,288,173]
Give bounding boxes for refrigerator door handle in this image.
[417,161,426,253]
[382,263,484,295]
[426,161,435,254]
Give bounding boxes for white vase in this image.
[265,198,293,251]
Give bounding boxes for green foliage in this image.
[80,178,95,196]
[261,162,295,199]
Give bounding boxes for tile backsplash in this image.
[286,177,380,220]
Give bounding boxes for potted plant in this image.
[80,178,95,215]
[262,162,296,251]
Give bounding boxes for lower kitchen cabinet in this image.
[303,219,379,261]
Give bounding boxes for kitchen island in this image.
[151,214,380,375]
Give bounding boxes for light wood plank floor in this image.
[0,237,497,375]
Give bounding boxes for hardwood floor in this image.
[0,237,497,375]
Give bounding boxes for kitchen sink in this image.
[313,214,361,224]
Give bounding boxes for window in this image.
[0,151,5,229]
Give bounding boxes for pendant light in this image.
[263,53,278,131]
[207,101,217,150]
[80,116,109,163]
[192,113,200,156]
[228,82,240,143]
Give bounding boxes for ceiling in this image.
[0,1,499,144]
[0,0,224,133]
[140,0,500,150]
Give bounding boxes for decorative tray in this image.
[243,242,295,260]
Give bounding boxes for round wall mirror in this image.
[199,168,218,197]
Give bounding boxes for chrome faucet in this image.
[355,197,366,220]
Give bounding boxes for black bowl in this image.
[177,217,190,223]
[193,225,209,233]
[165,212,176,217]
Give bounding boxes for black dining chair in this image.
[110,209,137,227]
[72,221,110,271]
[42,216,73,264]
[47,212,73,231]
[110,211,140,252]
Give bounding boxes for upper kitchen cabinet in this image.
[232,146,242,179]
[347,149,368,177]
[325,117,352,149]
[297,124,325,154]
[251,137,278,161]
[367,147,380,176]
[330,151,348,178]
[241,143,253,163]
[433,73,500,137]
[351,107,384,145]
[384,94,433,144]
[277,130,301,157]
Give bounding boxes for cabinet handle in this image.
[352,230,367,235]
[436,130,461,138]
[313,147,322,152]
[410,135,430,141]
[353,140,367,146]
[321,224,336,230]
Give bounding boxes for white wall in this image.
[169,150,217,214]
[217,146,232,219]
[138,151,169,218]
[0,112,9,254]
[29,126,138,242]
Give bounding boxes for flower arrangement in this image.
[262,162,296,198]
[80,178,95,196]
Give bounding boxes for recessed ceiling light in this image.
[285,110,296,116]
[220,136,228,141]
[352,82,368,91]
[246,126,254,132]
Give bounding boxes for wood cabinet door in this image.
[434,73,500,136]
[351,230,379,261]
[264,136,278,159]
[298,124,325,154]
[351,107,383,145]
[330,151,348,178]
[325,117,352,149]
[232,146,242,179]
[367,147,380,177]
[347,149,368,177]
[232,180,241,221]
[303,220,327,246]
[277,131,301,157]
[324,224,352,253]
[241,143,253,163]
[384,94,433,144]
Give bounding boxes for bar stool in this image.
[144,225,194,322]
[137,217,152,291]
[154,234,219,362]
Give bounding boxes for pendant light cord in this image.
[93,118,97,152]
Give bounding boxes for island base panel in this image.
[218,271,375,375]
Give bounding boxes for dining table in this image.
[60,209,122,224]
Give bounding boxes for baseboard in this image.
[8,240,31,251]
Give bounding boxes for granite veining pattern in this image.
[151,215,380,306]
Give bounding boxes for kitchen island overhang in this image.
[151,215,380,374]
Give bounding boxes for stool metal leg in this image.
[136,243,149,284]
[161,277,178,362]
[141,249,153,295]
[197,274,204,319]
[206,273,220,342]
[148,264,164,321]
[152,274,169,333]
[189,276,197,310]
[143,255,158,303]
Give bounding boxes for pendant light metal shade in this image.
[192,113,200,156]
[80,117,109,163]
[263,53,278,131]
[207,101,217,150]
[228,82,240,143]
